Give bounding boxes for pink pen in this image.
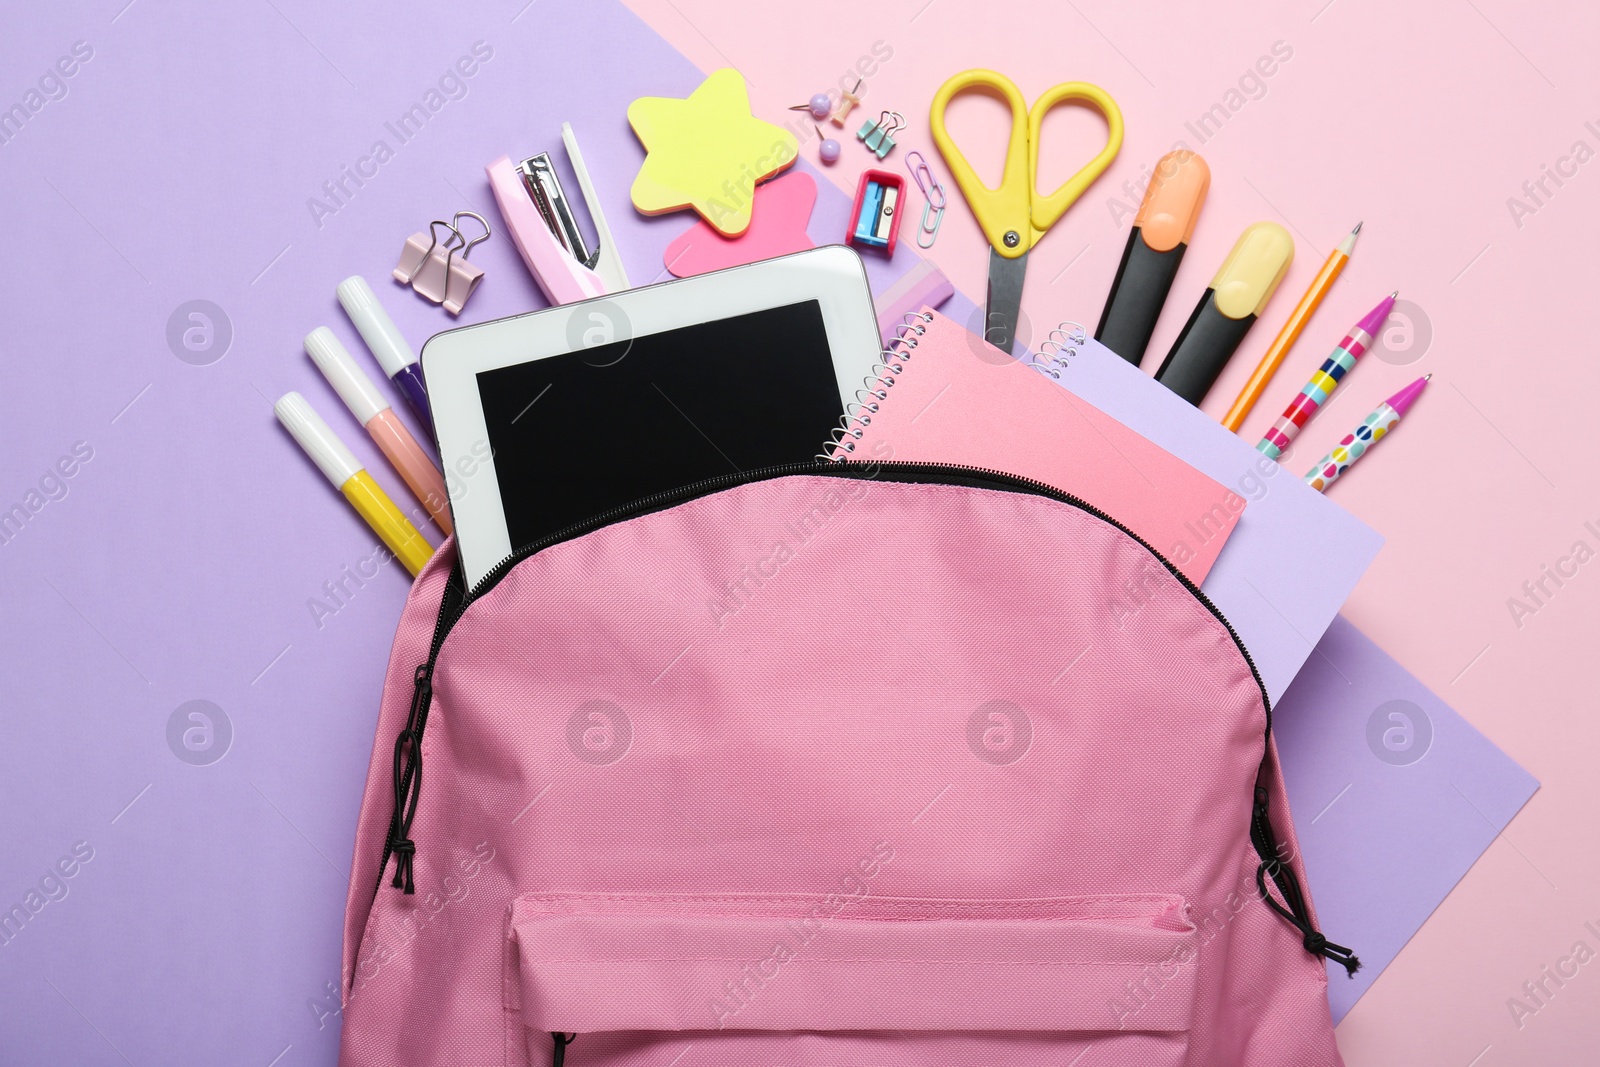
[1257,291,1397,459]
[304,327,452,535]
[1304,375,1430,492]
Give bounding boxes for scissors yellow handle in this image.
[929,69,1124,258]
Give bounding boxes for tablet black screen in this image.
[477,299,843,554]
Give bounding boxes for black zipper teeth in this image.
[374,460,1312,934]
[380,459,1270,863]
[371,463,1350,972]
[426,460,1271,716]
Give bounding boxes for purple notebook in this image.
[1272,615,1539,1020]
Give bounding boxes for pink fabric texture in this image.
[338,473,1343,1066]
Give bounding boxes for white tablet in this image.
[422,245,883,587]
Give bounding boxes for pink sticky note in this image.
[663,171,816,277]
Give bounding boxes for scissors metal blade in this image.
[983,249,1029,355]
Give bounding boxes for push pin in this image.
[856,111,904,161]
[829,78,864,127]
[394,211,490,316]
[788,92,834,121]
[814,124,840,165]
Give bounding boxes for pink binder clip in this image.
[393,211,490,316]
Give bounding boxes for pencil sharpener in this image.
[846,169,905,256]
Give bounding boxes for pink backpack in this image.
[338,461,1356,1066]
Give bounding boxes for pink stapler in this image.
[486,122,631,306]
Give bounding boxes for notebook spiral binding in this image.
[1027,321,1091,379]
[818,311,935,461]
[820,314,1096,461]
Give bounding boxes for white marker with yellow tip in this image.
[275,391,434,577]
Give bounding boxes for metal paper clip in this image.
[394,211,491,316]
[905,150,947,249]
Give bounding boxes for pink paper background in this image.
[622,0,1600,1061]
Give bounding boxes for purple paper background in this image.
[0,2,914,1062]
[1273,616,1538,1021]
[0,0,1527,1061]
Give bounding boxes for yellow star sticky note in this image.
[628,68,799,237]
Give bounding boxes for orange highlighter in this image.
[1095,150,1209,365]
[304,327,452,536]
[1154,222,1294,405]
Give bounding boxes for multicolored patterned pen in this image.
[1257,291,1397,459]
[1305,375,1430,491]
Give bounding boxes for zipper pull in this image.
[388,663,434,894]
[1249,783,1362,977]
[551,1033,575,1066]
[1303,930,1361,976]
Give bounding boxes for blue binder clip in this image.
[856,111,905,161]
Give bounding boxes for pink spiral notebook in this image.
[829,310,1241,583]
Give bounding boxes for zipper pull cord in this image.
[551,1033,575,1066]
[1251,786,1361,976]
[387,664,432,894]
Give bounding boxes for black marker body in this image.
[1154,290,1256,405]
[1096,227,1186,366]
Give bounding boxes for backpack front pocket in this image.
[505,892,1200,1066]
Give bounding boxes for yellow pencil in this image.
[1221,223,1360,433]
[275,392,434,576]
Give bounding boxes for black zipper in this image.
[376,459,1356,975]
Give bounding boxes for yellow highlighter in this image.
[275,391,434,577]
[1154,221,1294,406]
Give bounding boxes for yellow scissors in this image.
[930,70,1123,353]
